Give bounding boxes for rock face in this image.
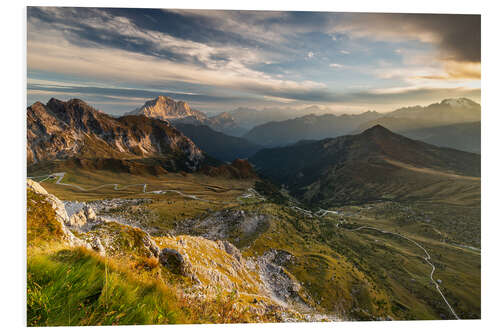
[27,98,204,171]
[126,96,207,123]
[219,240,242,263]
[154,235,311,319]
[82,221,161,258]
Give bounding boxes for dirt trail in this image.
[384,159,480,181]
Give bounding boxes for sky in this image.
[27,7,481,116]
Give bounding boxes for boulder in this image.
[159,248,191,276]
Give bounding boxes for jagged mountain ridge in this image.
[27,98,205,171]
[250,125,480,205]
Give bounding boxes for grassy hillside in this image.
[251,125,480,206]
[27,184,286,326]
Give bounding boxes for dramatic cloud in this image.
[27,7,481,114]
[336,13,480,63]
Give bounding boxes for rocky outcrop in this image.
[27,98,205,171]
[82,221,160,258]
[173,209,269,247]
[153,235,316,320]
[27,179,90,248]
[253,250,304,306]
[218,240,242,263]
[64,202,99,229]
[155,236,262,293]
[27,179,161,259]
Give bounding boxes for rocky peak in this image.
[441,97,479,108]
[129,96,207,122]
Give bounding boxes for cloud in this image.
[336,13,480,63]
[26,8,481,113]
[28,8,329,105]
[443,61,481,80]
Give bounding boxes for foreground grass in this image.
[28,248,177,326]
[28,247,271,326]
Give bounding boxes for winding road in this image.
[289,204,460,319]
[346,226,460,320]
[28,172,218,203]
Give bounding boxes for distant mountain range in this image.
[355,98,481,132]
[398,122,480,154]
[243,111,381,147]
[27,98,205,172]
[243,98,481,152]
[250,125,480,206]
[226,106,333,131]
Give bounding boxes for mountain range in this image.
[243,111,381,147]
[27,98,205,172]
[250,125,480,206]
[225,106,334,131]
[243,98,481,152]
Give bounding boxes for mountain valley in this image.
[26,96,481,325]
